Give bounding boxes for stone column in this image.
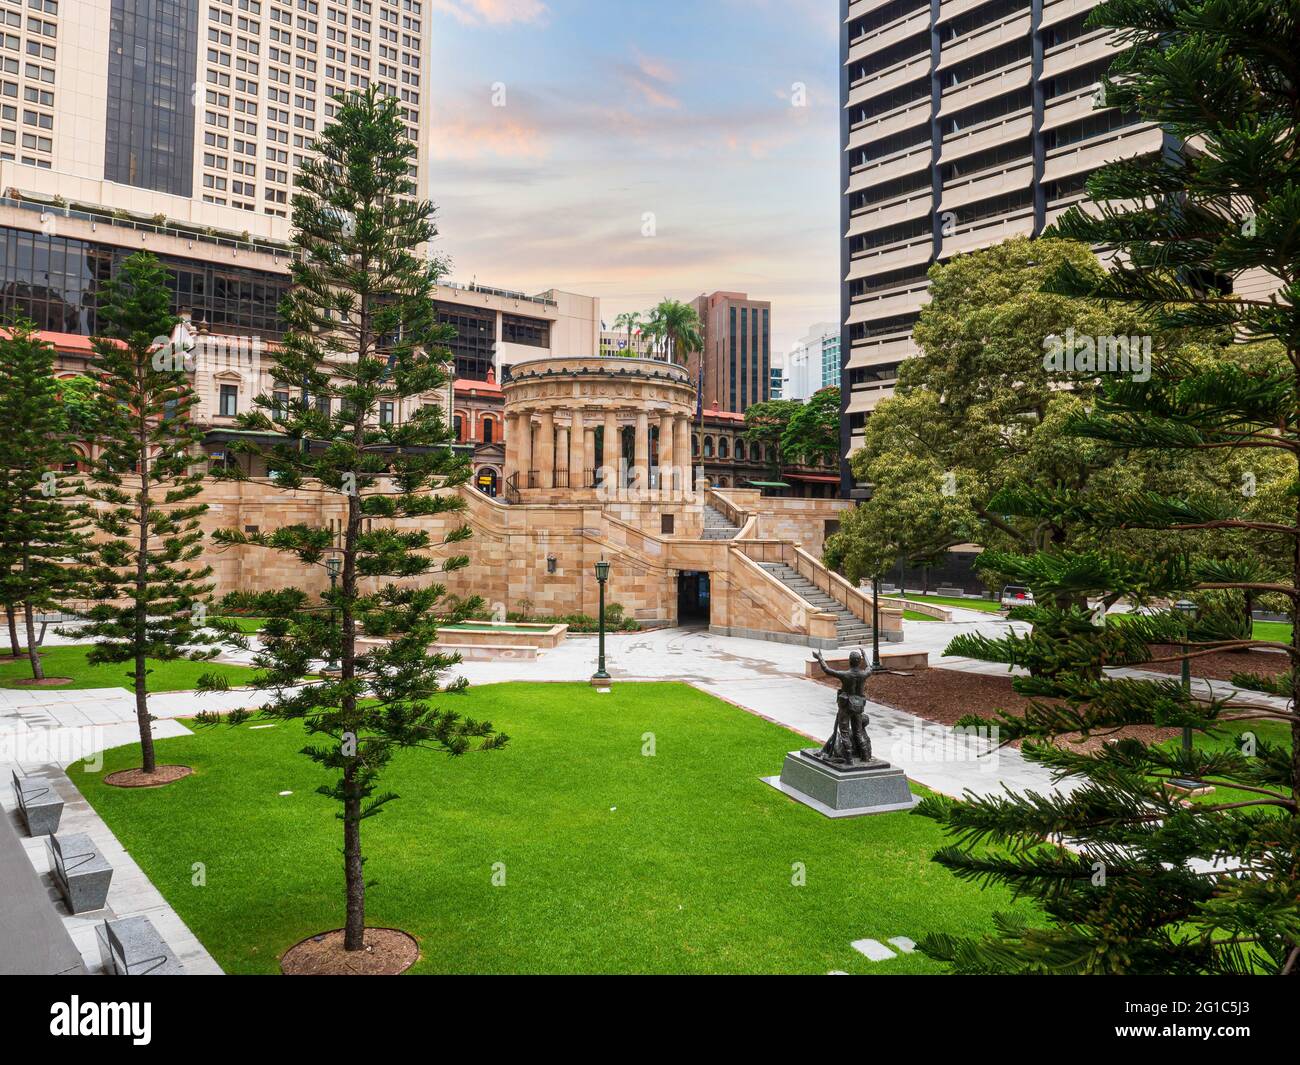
[675,416,691,493]
[569,408,585,489]
[504,412,520,483]
[556,425,570,486]
[584,427,597,480]
[658,412,675,492]
[634,411,650,492]
[537,410,555,489]
[602,409,619,487]
[516,413,533,488]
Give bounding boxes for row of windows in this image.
[0,227,290,336]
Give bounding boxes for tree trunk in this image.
[6,603,21,657]
[342,766,365,951]
[135,385,155,774]
[22,603,43,681]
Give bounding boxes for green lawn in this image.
[902,610,936,622]
[903,593,1001,613]
[0,644,259,691]
[1252,620,1292,644]
[70,681,1030,975]
[214,616,269,634]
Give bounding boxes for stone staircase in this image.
[759,562,874,647]
[702,504,742,540]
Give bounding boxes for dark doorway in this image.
[678,571,711,624]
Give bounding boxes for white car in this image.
[999,585,1035,608]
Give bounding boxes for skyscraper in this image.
[838,0,1164,494]
[689,290,772,415]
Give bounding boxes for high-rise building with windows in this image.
[785,321,840,401]
[838,0,1166,494]
[0,0,598,463]
[689,290,772,415]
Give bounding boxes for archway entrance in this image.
[677,571,711,625]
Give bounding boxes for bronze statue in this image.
[811,649,878,767]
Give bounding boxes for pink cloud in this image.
[432,0,548,26]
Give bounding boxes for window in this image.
[501,313,549,348]
[219,384,239,416]
[481,417,493,444]
[379,401,394,424]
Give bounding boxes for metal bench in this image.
[45,832,113,914]
[96,916,184,975]
[11,770,63,836]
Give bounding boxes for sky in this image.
[426,0,841,355]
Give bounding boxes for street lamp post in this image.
[1171,598,1204,792]
[592,557,611,683]
[870,573,884,673]
[326,554,341,672]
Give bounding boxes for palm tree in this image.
[648,299,702,366]
[612,310,642,357]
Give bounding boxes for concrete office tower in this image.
[838,0,1165,493]
[689,290,772,415]
[786,322,841,402]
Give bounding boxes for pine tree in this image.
[0,316,87,679]
[79,253,226,776]
[915,0,1300,974]
[197,88,507,955]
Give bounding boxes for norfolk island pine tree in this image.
[76,252,230,776]
[912,0,1300,974]
[0,315,89,680]
[196,87,507,956]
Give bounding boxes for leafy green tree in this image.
[198,88,507,954]
[916,0,1300,975]
[56,374,109,441]
[831,238,1262,610]
[77,253,227,775]
[742,398,803,475]
[0,316,87,677]
[781,386,840,465]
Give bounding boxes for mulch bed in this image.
[1136,645,1288,684]
[815,666,1183,753]
[9,677,72,687]
[281,928,419,976]
[104,765,194,788]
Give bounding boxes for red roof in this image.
[785,473,840,483]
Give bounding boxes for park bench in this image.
[96,916,184,975]
[11,770,63,836]
[45,832,113,914]
[936,585,965,598]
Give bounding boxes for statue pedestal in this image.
[762,749,918,818]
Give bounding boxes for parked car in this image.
[999,585,1035,608]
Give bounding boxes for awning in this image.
[785,473,840,483]
[745,480,790,488]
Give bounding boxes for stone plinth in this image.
[763,749,918,818]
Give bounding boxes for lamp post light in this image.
[592,557,611,683]
[870,573,884,673]
[1171,598,1204,792]
[326,554,342,672]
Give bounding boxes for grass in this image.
[902,593,1001,613]
[214,616,269,634]
[0,644,259,691]
[902,610,936,622]
[1252,620,1292,644]
[69,681,1030,975]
